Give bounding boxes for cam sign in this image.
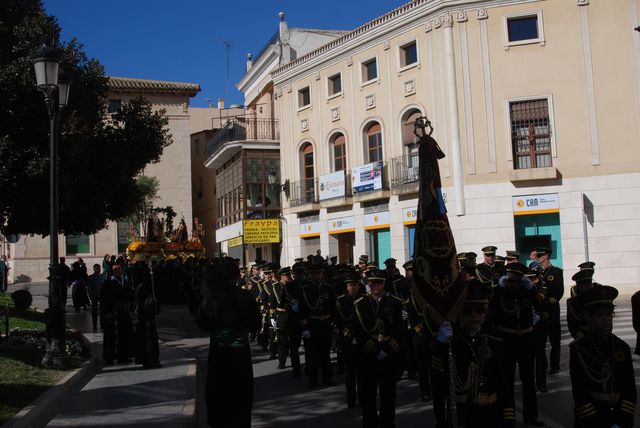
[512,193,559,215]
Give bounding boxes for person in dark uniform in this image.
[569,285,636,428]
[476,246,501,287]
[432,286,511,428]
[284,263,307,377]
[353,269,404,428]
[272,266,292,370]
[101,263,135,364]
[336,272,365,408]
[536,246,564,375]
[505,250,521,265]
[527,267,551,393]
[567,268,596,340]
[195,258,261,428]
[133,272,161,369]
[632,289,640,356]
[262,264,278,360]
[383,258,400,277]
[299,263,336,387]
[489,262,542,426]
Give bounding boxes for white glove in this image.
[292,303,300,313]
[351,337,357,345]
[270,319,276,328]
[532,312,541,325]
[402,310,408,321]
[302,329,311,339]
[377,350,388,361]
[436,321,453,343]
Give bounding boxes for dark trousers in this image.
[548,304,561,370]
[502,332,538,421]
[288,326,302,374]
[269,326,277,359]
[358,357,398,428]
[307,319,332,384]
[102,309,134,363]
[90,297,100,330]
[340,339,359,406]
[277,329,289,367]
[134,317,160,366]
[533,320,549,389]
[412,334,432,399]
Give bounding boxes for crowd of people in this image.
[56,246,638,428]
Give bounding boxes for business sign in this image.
[243,219,280,243]
[512,193,560,216]
[352,161,383,194]
[402,207,418,225]
[328,217,355,235]
[300,221,321,238]
[319,171,346,200]
[364,211,390,230]
[227,236,243,248]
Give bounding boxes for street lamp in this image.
[32,45,71,369]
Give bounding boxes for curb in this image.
[3,356,98,428]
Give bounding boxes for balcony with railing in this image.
[205,117,280,160]
[390,153,420,194]
[289,177,317,208]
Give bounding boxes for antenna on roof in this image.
[219,38,232,105]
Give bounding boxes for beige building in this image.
[7,77,200,283]
[273,0,640,289]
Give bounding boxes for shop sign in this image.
[319,171,346,200]
[512,193,559,215]
[352,161,383,193]
[328,217,355,234]
[243,219,280,243]
[227,236,243,248]
[300,221,321,238]
[402,207,418,225]
[364,211,390,230]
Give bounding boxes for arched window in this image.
[301,143,315,202]
[401,109,422,166]
[365,122,383,163]
[331,133,346,172]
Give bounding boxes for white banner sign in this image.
[300,221,321,238]
[328,216,355,234]
[352,161,383,193]
[364,211,390,230]
[402,207,418,225]
[319,171,346,200]
[512,193,560,215]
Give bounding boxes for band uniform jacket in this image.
[569,332,637,428]
[432,329,512,428]
[336,293,361,345]
[476,263,501,287]
[541,265,564,305]
[298,281,335,329]
[406,289,439,347]
[632,290,640,356]
[567,296,589,340]
[353,294,404,362]
[269,281,288,331]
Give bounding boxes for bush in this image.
[10,290,32,311]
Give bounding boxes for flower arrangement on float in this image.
[126,216,206,261]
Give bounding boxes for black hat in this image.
[457,252,467,260]
[277,266,291,276]
[344,272,362,284]
[292,262,308,273]
[494,255,505,265]
[505,250,521,261]
[578,261,595,271]
[482,246,497,255]
[535,247,551,256]
[466,252,477,260]
[336,263,353,273]
[579,285,618,311]
[505,262,526,276]
[384,258,397,265]
[463,286,491,305]
[460,259,476,274]
[572,269,593,283]
[294,257,304,263]
[307,263,324,273]
[366,269,386,282]
[330,256,338,261]
[525,267,542,278]
[262,264,274,274]
[402,260,414,270]
[359,254,369,263]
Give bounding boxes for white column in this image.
[443,17,465,215]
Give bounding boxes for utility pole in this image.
[220,38,232,105]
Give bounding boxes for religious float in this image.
[126,214,206,261]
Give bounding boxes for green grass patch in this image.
[0,292,45,332]
[0,345,75,424]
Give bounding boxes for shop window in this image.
[66,233,90,255]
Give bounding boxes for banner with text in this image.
[328,217,355,234]
[300,221,321,238]
[319,171,346,200]
[512,193,559,215]
[352,161,383,194]
[402,207,418,225]
[243,219,281,243]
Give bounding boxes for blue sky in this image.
[43,0,407,107]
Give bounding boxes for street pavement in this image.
[11,281,640,427]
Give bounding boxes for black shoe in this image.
[549,368,559,375]
[524,418,544,426]
[277,364,286,370]
[421,395,432,402]
[117,358,132,364]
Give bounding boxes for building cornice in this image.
[108,76,200,97]
[271,0,544,85]
[237,47,279,93]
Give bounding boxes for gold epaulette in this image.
[621,400,636,416]
[575,402,596,419]
[503,408,516,421]
[388,338,400,352]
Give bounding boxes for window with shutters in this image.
[331,133,347,172]
[509,98,552,170]
[365,122,383,163]
[301,143,315,200]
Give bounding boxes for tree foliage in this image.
[0,0,172,236]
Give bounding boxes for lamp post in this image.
[32,45,72,369]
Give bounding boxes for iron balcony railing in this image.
[390,153,420,187]
[205,118,280,158]
[289,177,317,207]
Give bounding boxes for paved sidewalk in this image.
[13,282,197,427]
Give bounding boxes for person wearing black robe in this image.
[195,258,261,428]
[100,263,135,364]
[134,274,161,369]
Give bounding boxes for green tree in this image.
[0,0,172,236]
